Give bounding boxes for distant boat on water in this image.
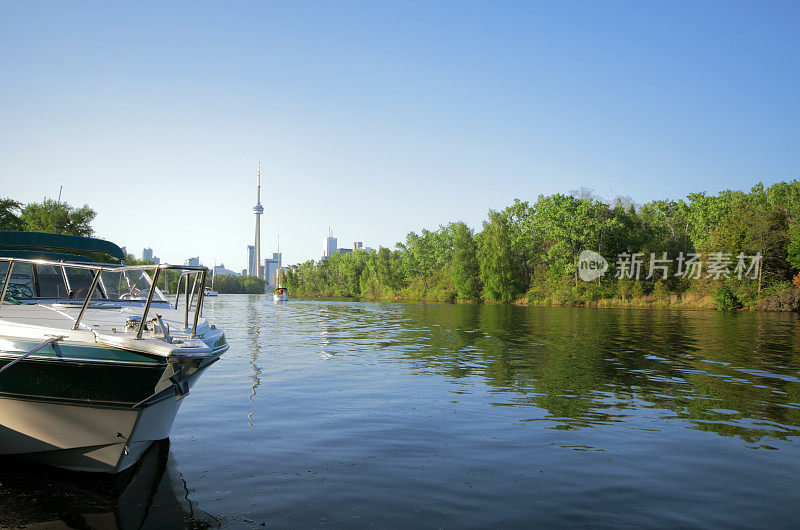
[274,287,288,302]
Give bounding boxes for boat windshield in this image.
[99,269,167,302]
[0,262,35,301]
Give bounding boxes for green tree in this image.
[0,198,24,230]
[478,211,526,302]
[450,221,482,301]
[21,199,96,236]
[711,190,790,291]
[533,194,595,286]
[686,190,745,251]
[376,247,398,293]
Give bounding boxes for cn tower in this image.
[253,163,264,279]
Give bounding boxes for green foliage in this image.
[124,253,151,265]
[709,191,791,290]
[478,210,526,302]
[713,284,742,310]
[788,226,800,269]
[201,273,264,294]
[533,194,593,285]
[285,180,800,310]
[652,279,669,301]
[630,280,645,299]
[450,221,482,301]
[0,198,24,230]
[20,199,96,236]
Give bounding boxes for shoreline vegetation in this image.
[289,290,800,312]
[283,181,800,312]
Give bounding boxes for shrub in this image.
[616,279,629,300]
[730,280,759,308]
[713,284,742,310]
[756,289,800,312]
[652,280,669,301]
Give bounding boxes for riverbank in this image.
[522,290,800,311]
[287,285,800,312]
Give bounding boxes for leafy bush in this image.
[652,280,669,301]
[713,284,742,310]
[729,280,760,308]
[630,280,645,298]
[756,289,800,312]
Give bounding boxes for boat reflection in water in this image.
[0,439,217,529]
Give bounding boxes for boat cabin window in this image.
[34,264,70,298]
[0,262,34,300]
[64,267,105,300]
[99,269,166,302]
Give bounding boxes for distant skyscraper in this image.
[323,229,337,259]
[354,242,363,250]
[247,245,255,276]
[142,248,153,262]
[264,252,282,287]
[184,257,200,267]
[253,163,264,279]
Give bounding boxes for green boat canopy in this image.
[0,231,126,263]
[0,249,100,262]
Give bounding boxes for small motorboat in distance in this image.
[0,231,228,473]
[274,287,288,302]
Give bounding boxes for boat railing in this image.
[0,257,208,339]
[173,270,207,332]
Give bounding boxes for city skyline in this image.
[2,2,797,270]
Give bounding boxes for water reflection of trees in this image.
[393,304,800,442]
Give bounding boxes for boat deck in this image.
[0,301,221,358]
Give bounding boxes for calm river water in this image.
[2,296,800,528]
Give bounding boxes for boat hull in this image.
[0,394,181,472]
[0,343,220,472]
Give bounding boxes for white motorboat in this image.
[273,287,288,302]
[0,231,228,473]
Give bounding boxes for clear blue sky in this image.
[1,1,797,269]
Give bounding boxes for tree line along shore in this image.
[282,181,800,311]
